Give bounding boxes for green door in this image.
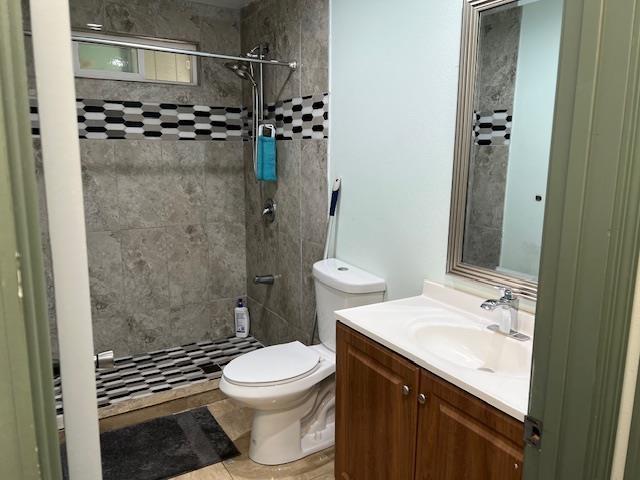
[525,0,640,478]
[0,0,62,478]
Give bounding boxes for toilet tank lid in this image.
[312,258,386,294]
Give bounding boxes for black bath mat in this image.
[62,407,239,480]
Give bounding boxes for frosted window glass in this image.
[176,56,192,83]
[74,34,195,84]
[154,52,177,82]
[78,43,138,72]
[144,51,157,80]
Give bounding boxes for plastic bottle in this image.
[234,298,250,338]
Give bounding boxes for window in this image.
[72,32,198,85]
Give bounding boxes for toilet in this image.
[219,258,386,465]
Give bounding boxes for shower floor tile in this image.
[53,336,262,415]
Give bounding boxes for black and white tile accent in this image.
[473,110,512,145]
[246,92,329,140]
[29,93,329,141]
[30,99,245,141]
[53,336,262,416]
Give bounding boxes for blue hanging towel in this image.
[256,124,277,181]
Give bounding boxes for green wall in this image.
[330,0,463,299]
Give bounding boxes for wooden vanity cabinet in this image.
[336,322,524,480]
[335,320,420,480]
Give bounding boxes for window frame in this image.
[72,31,199,86]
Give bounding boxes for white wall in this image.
[499,0,563,278]
[329,0,463,299]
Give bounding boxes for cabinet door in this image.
[415,370,524,480]
[336,323,420,480]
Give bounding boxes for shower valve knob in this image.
[262,199,276,223]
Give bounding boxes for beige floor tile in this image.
[170,462,233,479]
[223,432,334,480]
[196,398,335,479]
[207,398,253,442]
[307,473,335,480]
[303,461,335,480]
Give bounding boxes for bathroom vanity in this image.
[334,283,533,480]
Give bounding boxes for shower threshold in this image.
[53,335,262,428]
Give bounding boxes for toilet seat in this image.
[223,341,321,387]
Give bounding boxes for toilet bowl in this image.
[219,258,386,465]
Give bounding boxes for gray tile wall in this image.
[28,0,329,355]
[30,0,247,356]
[463,6,521,269]
[240,0,329,346]
[36,139,246,357]
[31,0,243,106]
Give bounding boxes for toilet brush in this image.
[311,178,342,343]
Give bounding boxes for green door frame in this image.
[525,0,640,478]
[624,323,640,477]
[0,0,62,478]
[624,352,640,476]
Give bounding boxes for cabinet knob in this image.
[402,385,411,396]
[418,393,427,404]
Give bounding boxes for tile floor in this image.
[55,336,262,415]
[170,398,334,480]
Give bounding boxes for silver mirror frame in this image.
[447,0,538,300]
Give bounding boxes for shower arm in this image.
[23,31,298,70]
[253,84,259,175]
[258,45,265,122]
[258,44,264,122]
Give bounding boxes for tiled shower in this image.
[27,0,329,383]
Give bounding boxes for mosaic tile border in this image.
[29,92,329,141]
[246,92,329,140]
[53,335,262,415]
[30,99,245,141]
[473,110,512,146]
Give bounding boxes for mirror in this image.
[448,0,563,299]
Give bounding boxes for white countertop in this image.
[335,281,534,421]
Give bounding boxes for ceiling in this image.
[187,0,255,9]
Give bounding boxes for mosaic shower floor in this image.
[53,336,262,415]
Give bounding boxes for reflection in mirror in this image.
[451,0,563,295]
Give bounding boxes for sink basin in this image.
[408,322,531,378]
[334,283,536,419]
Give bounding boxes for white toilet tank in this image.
[312,258,386,351]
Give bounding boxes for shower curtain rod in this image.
[23,31,298,70]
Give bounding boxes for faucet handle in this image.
[499,287,515,300]
[262,199,276,223]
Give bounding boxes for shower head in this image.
[224,62,257,87]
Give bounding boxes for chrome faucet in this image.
[481,288,529,341]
